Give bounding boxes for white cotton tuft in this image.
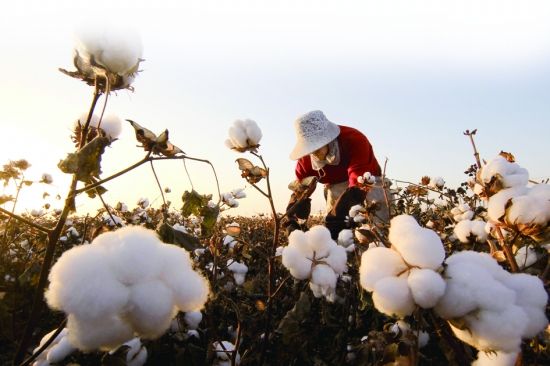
[407,268,446,309]
[97,114,122,138]
[337,229,354,248]
[228,124,248,148]
[359,247,407,292]
[372,276,415,317]
[389,215,445,270]
[46,335,76,363]
[243,119,262,145]
[126,280,176,338]
[227,260,248,285]
[451,203,474,222]
[67,314,133,351]
[514,245,539,269]
[479,156,529,189]
[454,220,488,243]
[325,244,348,274]
[184,311,203,330]
[506,184,550,225]
[213,341,240,364]
[429,177,445,189]
[307,225,334,258]
[487,186,528,222]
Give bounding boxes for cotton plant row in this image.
[45,226,210,351]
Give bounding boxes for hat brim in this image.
[289,123,340,160]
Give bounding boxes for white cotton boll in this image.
[418,331,430,348]
[184,311,203,330]
[446,251,506,279]
[46,336,76,364]
[388,215,419,242]
[101,226,164,285]
[227,260,248,285]
[429,177,445,189]
[391,227,445,270]
[213,341,239,363]
[325,245,348,274]
[373,277,415,317]
[126,280,176,338]
[243,119,262,145]
[487,186,528,222]
[479,156,529,188]
[307,225,334,258]
[98,114,122,138]
[231,188,246,199]
[311,264,337,288]
[507,193,550,225]
[127,346,147,366]
[349,205,364,218]
[167,268,210,312]
[407,268,446,309]
[67,314,133,351]
[451,305,528,352]
[472,351,517,366]
[228,125,248,148]
[281,244,312,280]
[337,230,354,248]
[470,221,488,242]
[514,246,539,269]
[45,244,130,320]
[359,247,407,292]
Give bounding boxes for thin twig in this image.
[0,207,51,234]
[149,161,166,207]
[18,318,67,366]
[463,129,482,169]
[183,158,194,191]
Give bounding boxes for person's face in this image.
[312,145,329,160]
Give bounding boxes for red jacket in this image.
[295,125,381,186]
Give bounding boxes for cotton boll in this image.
[127,346,147,366]
[487,186,528,222]
[67,314,133,351]
[479,156,529,189]
[472,351,517,366]
[372,276,415,317]
[168,268,210,312]
[507,193,550,225]
[213,341,239,363]
[227,260,248,285]
[407,268,446,309]
[184,311,203,330]
[388,215,419,244]
[311,264,337,288]
[325,245,348,274]
[46,244,130,320]
[359,247,407,292]
[224,139,235,149]
[337,229,354,248]
[454,220,488,243]
[125,280,176,338]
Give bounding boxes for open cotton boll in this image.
[165,268,210,312]
[507,191,550,225]
[337,229,354,248]
[454,220,488,243]
[451,203,474,223]
[118,338,148,366]
[67,314,133,351]
[227,260,248,285]
[97,114,122,138]
[472,351,517,366]
[359,247,407,291]
[487,186,528,222]
[479,156,529,188]
[75,26,142,75]
[407,268,446,309]
[281,244,312,280]
[311,264,337,289]
[45,244,130,320]
[450,305,528,352]
[125,280,176,338]
[372,276,415,317]
[184,311,203,330]
[387,215,419,243]
[213,341,240,364]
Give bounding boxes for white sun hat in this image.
[289,110,341,160]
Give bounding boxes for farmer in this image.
[285,110,389,238]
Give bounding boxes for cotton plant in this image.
[359,215,446,317]
[434,251,548,354]
[31,328,75,366]
[224,119,262,153]
[281,226,347,302]
[45,226,210,351]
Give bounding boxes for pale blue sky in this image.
[1,0,549,216]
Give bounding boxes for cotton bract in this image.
[45,226,210,351]
[281,226,347,301]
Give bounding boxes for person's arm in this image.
[346,131,381,186]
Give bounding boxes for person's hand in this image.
[286,198,311,219]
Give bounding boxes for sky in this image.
[1,0,549,217]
